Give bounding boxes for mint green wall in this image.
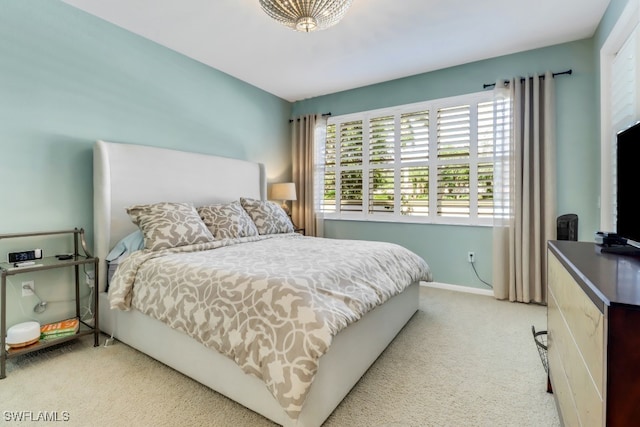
[294,40,599,289]
[595,0,629,49]
[0,1,290,326]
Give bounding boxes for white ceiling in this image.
[62,0,610,102]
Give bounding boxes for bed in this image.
[93,140,432,426]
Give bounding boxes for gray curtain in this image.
[492,72,557,303]
[291,114,318,236]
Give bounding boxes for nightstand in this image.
[294,228,305,235]
[0,228,99,379]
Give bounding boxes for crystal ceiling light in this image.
[259,0,354,32]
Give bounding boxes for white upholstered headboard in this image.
[93,140,267,292]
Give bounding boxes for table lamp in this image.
[270,182,297,216]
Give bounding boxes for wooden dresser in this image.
[547,240,640,426]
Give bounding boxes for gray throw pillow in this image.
[239,197,294,235]
[197,201,259,239]
[127,202,214,251]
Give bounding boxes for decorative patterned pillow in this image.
[127,202,214,251]
[197,201,259,239]
[240,197,294,235]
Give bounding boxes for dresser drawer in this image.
[546,301,581,427]
[548,251,605,426]
[548,287,604,426]
[548,252,605,394]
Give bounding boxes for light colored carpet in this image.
[1,286,559,427]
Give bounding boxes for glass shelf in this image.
[0,255,96,275]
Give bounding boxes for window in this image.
[319,91,501,225]
[609,25,640,232]
[600,0,640,231]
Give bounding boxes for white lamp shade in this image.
[271,182,297,201]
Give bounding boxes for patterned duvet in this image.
[109,233,432,419]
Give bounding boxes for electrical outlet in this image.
[22,280,34,297]
[467,252,475,263]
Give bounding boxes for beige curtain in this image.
[291,114,319,237]
[492,72,557,303]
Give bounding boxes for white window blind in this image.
[611,25,640,230]
[400,110,429,216]
[436,104,471,218]
[320,91,500,225]
[339,120,364,213]
[369,115,395,214]
[478,101,497,218]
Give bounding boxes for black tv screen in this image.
[617,121,640,248]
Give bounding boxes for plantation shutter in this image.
[437,105,471,217]
[321,123,337,212]
[477,101,495,218]
[320,90,498,225]
[400,110,429,216]
[369,115,395,214]
[339,120,364,212]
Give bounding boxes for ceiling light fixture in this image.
[259,0,353,33]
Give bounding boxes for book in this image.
[40,317,79,339]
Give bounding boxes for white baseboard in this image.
[420,281,494,297]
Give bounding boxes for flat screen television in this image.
[617,121,640,248]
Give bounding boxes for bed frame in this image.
[93,140,419,426]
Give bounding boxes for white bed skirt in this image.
[99,281,420,427]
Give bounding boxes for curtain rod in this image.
[289,112,331,123]
[482,69,573,89]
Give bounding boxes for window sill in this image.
[318,214,493,228]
